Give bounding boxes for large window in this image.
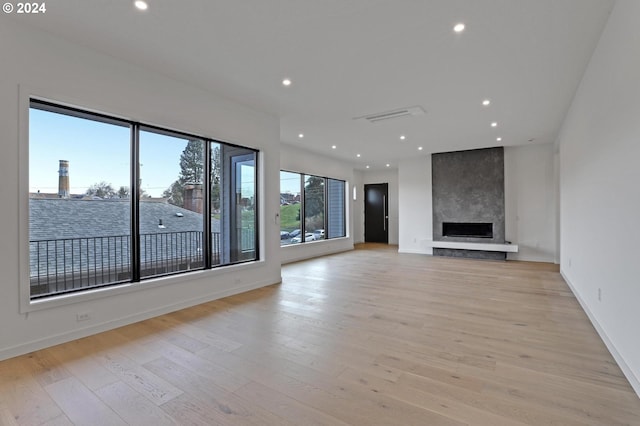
[28,100,258,300]
[280,171,346,246]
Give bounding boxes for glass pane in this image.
[139,130,204,278]
[232,152,256,261]
[280,171,301,245]
[216,146,257,264]
[210,143,222,265]
[304,175,325,242]
[29,105,131,299]
[327,179,346,238]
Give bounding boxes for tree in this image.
[117,186,129,199]
[210,146,221,210]
[163,141,221,209]
[304,176,325,218]
[304,176,325,231]
[139,187,150,199]
[163,140,203,207]
[179,140,204,184]
[86,181,116,198]
[115,185,149,199]
[162,181,184,206]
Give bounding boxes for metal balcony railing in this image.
[29,229,255,299]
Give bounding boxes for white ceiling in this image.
[12,0,614,169]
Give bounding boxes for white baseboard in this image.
[561,271,640,398]
[281,243,354,265]
[0,278,280,362]
[397,248,432,255]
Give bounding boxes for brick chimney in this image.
[58,160,70,198]
[183,183,203,213]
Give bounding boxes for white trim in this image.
[280,239,353,265]
[1,277,280,362]
[18,85,31,313]
[25,259,266,313]
[397,248,432,255]
[427,240,518,252]
[562,271,640,398]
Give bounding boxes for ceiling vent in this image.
[355,106,426,123]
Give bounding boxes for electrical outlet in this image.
[598,288,602,302]
[76,312,91,322]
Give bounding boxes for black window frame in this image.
[280,169,346,245]
[28,99,259,300]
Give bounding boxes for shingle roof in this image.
[28,198,221,296]
[29,198,217,240]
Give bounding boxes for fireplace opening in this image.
[442,222,493,238]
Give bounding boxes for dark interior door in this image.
[364,183,388,243]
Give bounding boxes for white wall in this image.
[352,170,365,243]
[0,21,281,360]
[360,170,399,245]
[280,144,355,263]
[557,0,640,396]
[398,157,433,254]
[396,148,557,262]
[505,143,557,262]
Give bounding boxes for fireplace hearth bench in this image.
[427,240,518,253]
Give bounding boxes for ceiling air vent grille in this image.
[355,106,425,123]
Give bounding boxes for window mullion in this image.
[300,174,305,240]
[324,177,329,240]
[131,123,141,282]
[203,141,212,269]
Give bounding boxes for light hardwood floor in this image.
[1,244,639,425]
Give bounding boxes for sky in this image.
[280,171,302,195]
[29,108,255,198]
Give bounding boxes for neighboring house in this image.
[29,198,221,297]
[280,193,300,204]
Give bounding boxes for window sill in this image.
[280,236,349,249]
[22,260,265,314]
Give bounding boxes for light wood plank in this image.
[47,339,120,392]
[145,357,296,425]
[0,357,64,425]
[1,244,639,425]
[233,380,350,426]
[94,381,177,426]
[94,352,183,406]
[44,377,126,426]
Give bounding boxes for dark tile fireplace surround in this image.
[432,147,506,260]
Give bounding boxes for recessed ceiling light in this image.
[282,78,292,86]
[386,163,390,167]
[298,133,304,139]
[400,135,406,140]
[366,165,370,169]
[496,137,502,142]
[418,146,423,151]
[453,23,465,33]
[482,99,491,106]
[356,154,361,158]
[331,145,337,149]
[491,122,498,127]
[134,0,148,10]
